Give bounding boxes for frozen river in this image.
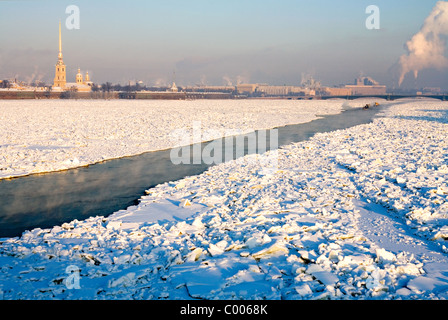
[0,104,383,237]
[2,99,448,300]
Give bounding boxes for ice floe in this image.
[0,99,349,180]
[1,99,448,300]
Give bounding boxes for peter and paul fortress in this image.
[53,21,92,92]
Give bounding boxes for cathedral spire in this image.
[58,21,63,60]
[54,21,66,88]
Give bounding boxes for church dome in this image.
[76,68,83,84]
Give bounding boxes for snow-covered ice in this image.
[1,98,448,300]
[0,99,348,180]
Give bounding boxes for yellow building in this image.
[76,68,83,84]
[84,71,92,85]
[323,87,353,96]
[53,22,67,89]
[344,85,386,96]
[65,68,92,92]
[236,84,259,94]
[52,22,92,92]
[344,77,386,96]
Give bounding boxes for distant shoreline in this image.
[0,90,312,100]
[0,90,446,101]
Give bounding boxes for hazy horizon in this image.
[1,0,447,90]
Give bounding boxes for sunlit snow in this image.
[1,98,448,300]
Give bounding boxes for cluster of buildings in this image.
[235,76,387,98]
[342,76,387,96]
[1,22,391,98]
[1,21,391,98]
[9,22,442,99]
[236,83,316,97]
[52,22,93,92]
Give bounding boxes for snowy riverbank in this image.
[1,98,448,300]
[0,99,354,180]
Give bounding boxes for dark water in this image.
[0,105,384,238]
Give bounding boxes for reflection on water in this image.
[0,106,383,238]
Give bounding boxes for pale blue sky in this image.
[0,0,445,89]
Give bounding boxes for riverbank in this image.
[0,90,234,100]
[1,98,448,300]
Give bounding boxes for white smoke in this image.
[153,78,168,87]
[222,75,250,86]
[222,75,233,86]
[199,74,207,86]
[236,74,249,85]
[398,1,448,86]
[25,66,44,85]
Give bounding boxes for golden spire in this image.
[54,20,66,88]
[58,21,63,60]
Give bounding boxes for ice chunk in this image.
[298,250,317,263]
[375,248,396,264]
[208,243,225,257]
[108,273,136,288]
[191,216,204,229]
[295,284,313,297]
[175,181,186,189]
[252,242,289,260]
[208,240,228,257]
[407,276,448,293]
[395,264,422,276]
[186,248,204,262]
[180,199,192,207]
[106,221,122,230]
[338,254,373,269]
[199,195,226,207]
[113,254,131,265]
[306,264,338,286]
[396,177,407,184]
[170,264,224,299]
[245,234,271,249]
[396,287,412,296]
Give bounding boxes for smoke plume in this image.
[398,1,448,86]
[222,75,233,86]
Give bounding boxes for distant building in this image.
[323,87,352,96]
[256,84,290,96]
[230,77,387,97]
[344,76,386,96]
[52,22,92,92]
[236,84,259,94]
[256,84,314,96]
[167,82,179,92]
[53,22,67,90]
[301,74,321,90]
[290,86,315,96]
[423,87,441,94]
[354,76,379,86]
[183,85,235,93]
[236,83,314,96]
[345,84,386,96]
[65,69,93,92]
